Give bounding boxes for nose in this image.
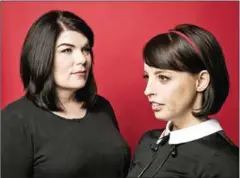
[74,50,87,65]
[144,79,156,97]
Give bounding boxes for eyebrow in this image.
[144,70,171,75]
[57,43,74,48]
[57,42,90,48]
[154,71,165,75]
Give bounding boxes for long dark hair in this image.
[20,10,97,111]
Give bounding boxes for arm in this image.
[1,108,33,178]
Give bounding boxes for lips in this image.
[150,101,164,111]
[71,71,86,77]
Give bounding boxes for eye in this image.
[82,47,91,56]
[61,48,72,54]
[157,75,170,82]
[143,74,149,81]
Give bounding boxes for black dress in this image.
[1,95,130,178]
[127,119,239,178]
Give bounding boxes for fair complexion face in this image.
[143,63,210,130]
[53,30,92,104]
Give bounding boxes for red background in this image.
[1,2,239,151]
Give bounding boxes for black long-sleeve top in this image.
[127,119,239,178]
[1,95,130,178]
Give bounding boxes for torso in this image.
[127,129,238,178]
[2,95,131,177]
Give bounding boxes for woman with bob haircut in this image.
[1,10,130,178]
[127,24,238,178]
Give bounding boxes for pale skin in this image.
[143,63,210,130]
[52,30,92,119]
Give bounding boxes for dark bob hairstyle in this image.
[20,10,97,111]
[143,24,229,118]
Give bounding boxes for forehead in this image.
[56,30,89,46]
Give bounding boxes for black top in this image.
[1,95,130,178]
[127,128,239,178]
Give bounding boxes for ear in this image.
[196,70,210,92]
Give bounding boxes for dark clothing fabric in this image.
[127,129,239,178]
[1,95,130,178]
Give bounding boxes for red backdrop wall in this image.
[1,2,239,151]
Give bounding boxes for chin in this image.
[70,82,87,90]
[75,84,87,89]
[154,111,169,121]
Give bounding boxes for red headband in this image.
[170,30,200,54]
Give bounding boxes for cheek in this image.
[163,86,179,112]
[164,82,194,112]
[54,60,73,76]
[86,56,92,69]
[53,66,72,86]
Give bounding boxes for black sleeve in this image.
[1,108,33,178]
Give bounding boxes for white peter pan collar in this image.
[157,119,223,145]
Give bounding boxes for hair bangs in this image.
[143,34,188,71]
[143,33,205,73]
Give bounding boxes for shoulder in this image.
[137,129,165,147]
[2,96,28,117]
[1,96,34,133]
[92,95,114,112]
[212,133,238,167]
[1,95,40,122]
[131,129,165,161]
[201,131,238,156]
[91,95,119,128]
[202,132,239,178]
[141,129,165,140]
[205,151,239,178]
[94,95,111,106]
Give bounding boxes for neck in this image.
[171,112,208,131]
[171,93,207,130]
[56,88,76,106]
